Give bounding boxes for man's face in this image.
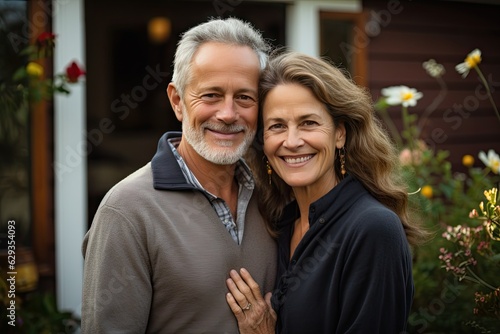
[177,42,260,165]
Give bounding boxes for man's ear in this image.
[167,82,183,122]
[336,121,347,149]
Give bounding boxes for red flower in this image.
[65,61,86,83]
[37,32,56,44]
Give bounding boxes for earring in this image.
[339,147,346,176]
[266,160,272,185]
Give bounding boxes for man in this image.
[81,18,277,333]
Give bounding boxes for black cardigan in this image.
[271,175,413,334]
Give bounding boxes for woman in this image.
[225,51,427,333]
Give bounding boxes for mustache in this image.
[202,122,247,133]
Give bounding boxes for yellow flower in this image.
[484,188,498,204]
[421,185,433,199]
[455,48,481,78]
[26,62,44,77]
[462,154,474,167]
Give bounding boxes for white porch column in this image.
[53,0,86,316]
[286,0,361,56]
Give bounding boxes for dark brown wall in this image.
[363,0,500,170]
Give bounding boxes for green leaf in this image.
[56,85,71,94]
[42,293,58,315]
[12,67,27,81]
[20,45,38,57]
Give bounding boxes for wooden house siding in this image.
[363,0,500,170]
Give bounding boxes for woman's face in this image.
[263,83,345,194]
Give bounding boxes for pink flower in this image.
[469,209,478,218]
[399,149,412,165]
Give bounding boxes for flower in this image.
[1,32,86,137]
[474,290,500,317]
[36,31,56,44]
[26,62,44,77]
[423,59,445,78]
[34,32,57,58]
[462,154,474,167]
[455,49,500,124]
[381,85,423,107]
[478,149,500,174]
[421,185,433,198]
[399,149,412,165]
[455,48,481,78]
[65,61,86,83]
[399,142,426,166]
[484,188,498,204]
[472,188,499,241]
[374,48,500,329]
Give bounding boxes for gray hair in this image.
[171,17,270,98]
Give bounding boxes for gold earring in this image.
[339,147,346,176]
[266,160,272,185]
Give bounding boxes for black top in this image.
[271,175,414,334]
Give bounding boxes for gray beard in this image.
[182,113,255,165]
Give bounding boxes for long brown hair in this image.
[246,51,426,246]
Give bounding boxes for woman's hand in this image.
[226,268,277,334]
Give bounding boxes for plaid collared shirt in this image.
[168,137,254,244]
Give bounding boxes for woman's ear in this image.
[167,83,183,122]
[335,121,347,149]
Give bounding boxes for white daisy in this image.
[478,149,500,174]
[455,49,481,78]
[381,85,423,108]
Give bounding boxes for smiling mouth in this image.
[283,155,314,164]
[205,124,245,136]
[207,129,243,141]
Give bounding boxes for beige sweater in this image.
[82,162,277,333]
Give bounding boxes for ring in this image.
[242,303,252,311]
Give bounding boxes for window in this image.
[320,11,367,87]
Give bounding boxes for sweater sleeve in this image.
[337,207,413,334]
[81,204,152,334]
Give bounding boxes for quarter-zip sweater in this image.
[82,132,277,334]
[271,175,413,334]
